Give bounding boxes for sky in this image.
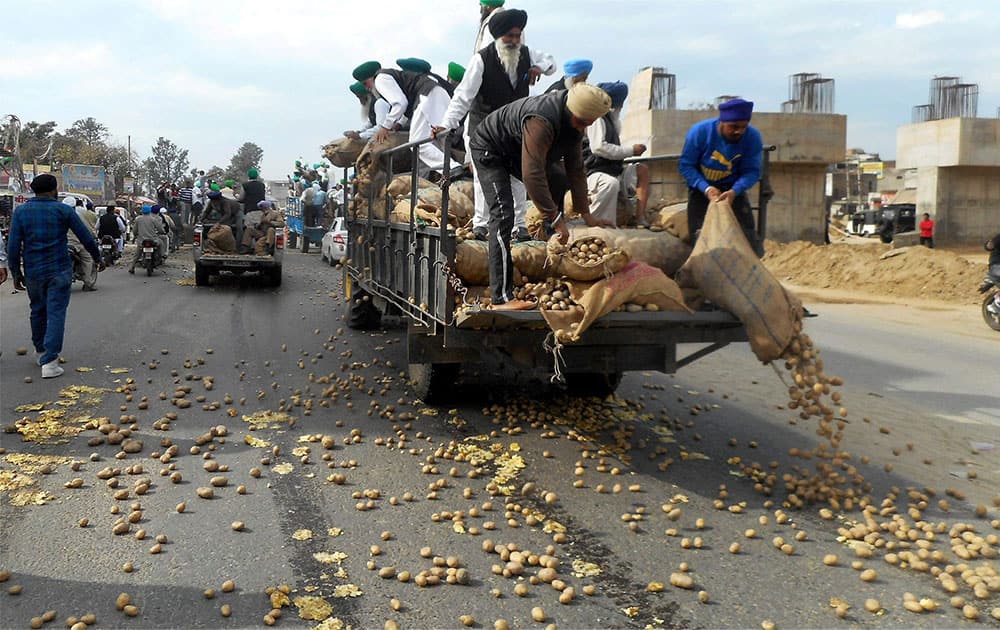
[4,0,998,180]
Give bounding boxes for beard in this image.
[494,37,520,78]
[359,95,372,123]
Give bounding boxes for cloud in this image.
[0,43,113,79]
[895,10,945,29]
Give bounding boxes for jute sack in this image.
[355,132,409,174]
[447,189,474,225]
[390,199,413,224]
[546,235,629,281]
[511,241,548,282]
[526,202,545,240]
[569,226,690,277]
[662,208,690,243]
[205,223,237,254]
[541,262,689,343]
[453,181,476,202]
[676,200,801,362]
[324,136,367,168]
[455,240,489,285]
[387,175,436,197]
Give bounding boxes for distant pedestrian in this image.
[919,213,935,248]
[179,180,195,225]
[6,174,104,378]
[0,231,8,285]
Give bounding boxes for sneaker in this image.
[988,301,1000,316]
[41,360,64,379]
[513,227,531,243]
[472,227,488,242]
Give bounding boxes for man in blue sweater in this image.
[678,98,764,257]
[7,174,104,378]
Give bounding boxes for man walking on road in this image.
[6,174,104,378]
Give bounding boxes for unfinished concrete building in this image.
[620,68,846,243]
[897,77,999,244]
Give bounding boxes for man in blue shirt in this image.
[678,98,764,257]
[7,174,104,378]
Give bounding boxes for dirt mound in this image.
[763,240,986,305]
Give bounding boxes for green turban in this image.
[480,0,504,6]
[210,183,221,192]
[396,57,431,73]
[352,60,382,81]
[349,81,368,97]
[224,179,235,187]
[448,62,466,83]
[247,168,259,179]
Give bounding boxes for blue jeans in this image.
[25,269,73,366]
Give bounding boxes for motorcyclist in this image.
[98,204,123,262]
[63,196,99,291]
[129,205,167,274]
[986,232,1000,315]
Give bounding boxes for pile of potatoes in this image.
[566,238,612,266]
[515,279,582,313]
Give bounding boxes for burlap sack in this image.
[661,207,690,242]
[390,199,414,224]
[526,202,545,240]
[677,200,802,362]
[206,224,237,253]
[541,262,689,343]
[324,136,367,168]
[455,240,489,285]
[569,226,691,277]
[387,175,436,197]
[546,235,629,282]
[453,181,476,202]
[511,241,548,282]
[447,189,474,225]
[356,132,409,173]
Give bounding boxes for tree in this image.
[66,117,109,146]
[0,119,58,162]
[224,142,263,181]
[146,137,190,186]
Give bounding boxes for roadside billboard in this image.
[62,164,106,200]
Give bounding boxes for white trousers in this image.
[587,165,638,224]
[411,88,451,173]
[467,120,527,230]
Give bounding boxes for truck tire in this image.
[301,235,310,254]
[347,290,381,330]
[408,363,460,403]
[564,372,623,398]
[146,256,155,277]
[268,267,282,288]
[195,263,209,286]
[288,232,298,249]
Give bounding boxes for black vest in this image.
[98,211,121,239]
[583,112,624,177]
[366,97,377,126]
[471,90,581,179]
[544,76,568,94]
[242,180,266,213]
[378,69,442,120]
[469,44,531,133]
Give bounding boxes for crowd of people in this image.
[340,0,764,309]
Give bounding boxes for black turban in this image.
[29,173,57,194]
[489,9,527,38]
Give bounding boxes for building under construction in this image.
[898,76,999,244]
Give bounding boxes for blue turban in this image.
[718,98,754,122]
[598,81,628,108]
[207,191,222,200]
[151,204,162,213]
[562,58,592,78]
[141,204,152,215]
[257,200,274,210]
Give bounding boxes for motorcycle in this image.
[68,245,88,284]
[137,239,163,277]
[99,235,118,267]
[979,273,1000,331]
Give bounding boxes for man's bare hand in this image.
[632,144,647,156]
[705,186,721,202]
[528,66,543,86]
[555,218,570,245]
[718,189,736,204]
[0,268,7,285]
[431,126,447,140]
[374,127,390,145]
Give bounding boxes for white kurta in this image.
[439,45,555,231]
[585,112,635,223]
[374,74,449,173]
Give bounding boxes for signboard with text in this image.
[62,164,106,200]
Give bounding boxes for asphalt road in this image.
[1,248,997,629]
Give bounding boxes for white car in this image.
[321,217,347,265]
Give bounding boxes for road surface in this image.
[1,248,997,629]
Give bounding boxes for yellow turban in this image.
[566,83,612,122]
